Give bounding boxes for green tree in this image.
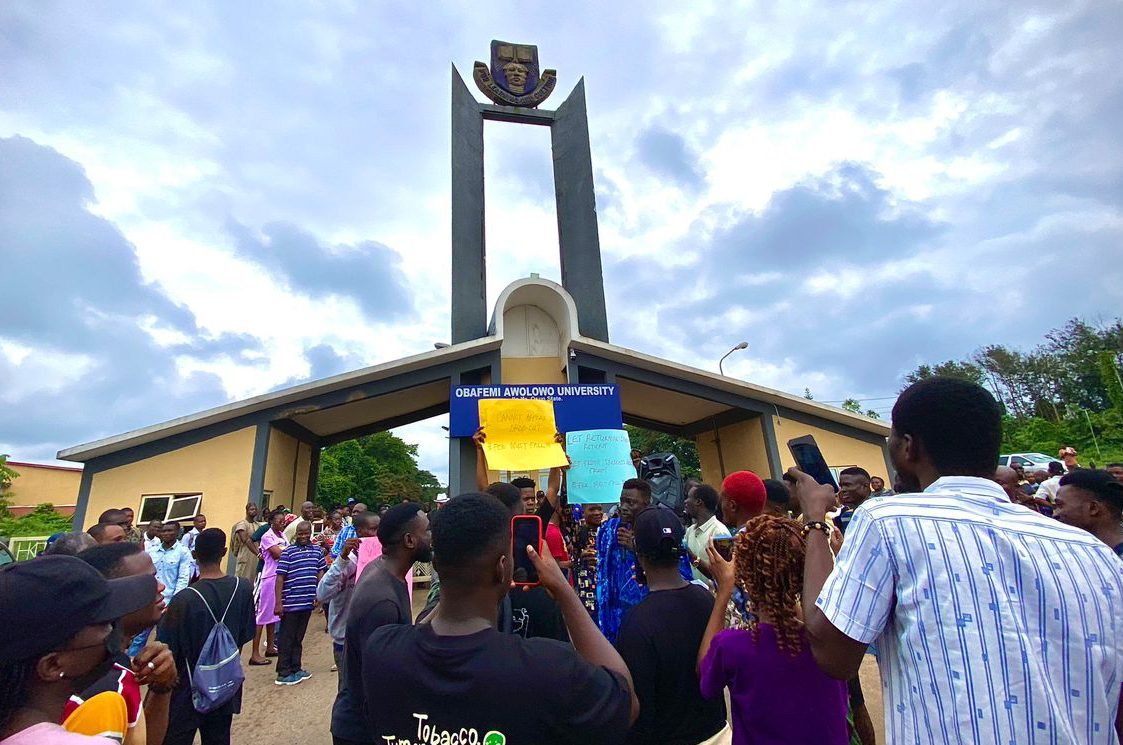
[316,432,444,512]
[838,399,880,419]
[624,425,701,480]
[0,503,74,538]
[1099,350,1123,413]
[907,317,1123,464]
[0,455,19,501]
[903,360,987,389]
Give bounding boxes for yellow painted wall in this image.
[2,462,81,508]
[294,442,311,506]
[84,426,257,536]
[772,416,890,481]
[500,356,567,385]
[264,428,302,511]
[696,417,772,484]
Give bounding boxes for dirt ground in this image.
[230,593,885,743]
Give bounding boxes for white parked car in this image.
[998,453,1057,473]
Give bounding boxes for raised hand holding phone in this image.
[510,514,543,588]
[786,435,838,491]
[787,467,837,522]
[705,538,736,595]
[525,543,570,599]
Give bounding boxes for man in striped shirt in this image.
[793,377,1123,744]
[273,520,327,686]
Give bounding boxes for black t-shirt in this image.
[156,576,255,716]
[508,586,569,642]
[615,584,726,745]
[363,623,631,745]
[332,560,411,742]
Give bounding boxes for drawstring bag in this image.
[185,579,245,713]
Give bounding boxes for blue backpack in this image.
[185,579,245,713]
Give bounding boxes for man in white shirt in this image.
[1034,460,1067,504]
[178,513,206,578]
[284,501,318,542]
[143,520,163,552]
[683,483,730,583]
[792,376,1123,745]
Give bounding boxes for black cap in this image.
[633,505,685,557]
[0,555,157,665]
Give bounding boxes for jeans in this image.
[275,608,312,677]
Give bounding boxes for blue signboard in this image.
[450,384,623,438]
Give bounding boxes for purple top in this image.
[699,624,849,745]
[259,529,287,579]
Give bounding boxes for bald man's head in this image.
[994,466,1022,501]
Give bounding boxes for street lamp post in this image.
[718,341,749,376]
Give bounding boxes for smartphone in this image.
[510,514,543,587]
[787,435,839,491]
[712,536,734,562]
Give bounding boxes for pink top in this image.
[1,723,114,744]
[259,529,287,579]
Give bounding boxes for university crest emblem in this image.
[473,40,557,107]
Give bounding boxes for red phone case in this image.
[510,514,543,588]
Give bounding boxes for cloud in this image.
[607,159,1123,400]
[0,135,254,458]
[0,135,196,349]
[1,0,1121,465]
[634,126,705,191]
[304,343,371,382]
[228,221,414,321]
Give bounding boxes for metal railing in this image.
[7,535,50,561]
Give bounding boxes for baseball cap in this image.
[0,555,156,665]
[633,505,685,557]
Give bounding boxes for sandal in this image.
[265,648,278,658]
[249,658,271,666]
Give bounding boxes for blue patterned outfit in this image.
[595,515,692,643]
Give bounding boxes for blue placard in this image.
[565,429,636,504]
[450,384,622,437]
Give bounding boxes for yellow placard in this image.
[478,398,569,471]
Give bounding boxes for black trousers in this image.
[275,609,312,677]
[163,685,233,745]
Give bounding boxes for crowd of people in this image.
[4,376,1123,745]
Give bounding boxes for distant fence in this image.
[7,535,50,561]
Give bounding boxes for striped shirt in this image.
[276,542,327,612]
[818,476,1123,744]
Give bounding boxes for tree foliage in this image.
[316,432,443,511]
[905,317,1123,464]
[0,503,74,537]
[0,457,75,537]
[624,425,701,480]
[0,455,18,493]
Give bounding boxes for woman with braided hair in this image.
[697,514,849,744]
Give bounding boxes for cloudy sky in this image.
[2,0,1121,483]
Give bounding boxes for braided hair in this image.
[734,514,806,656]
[0,659,35,731]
